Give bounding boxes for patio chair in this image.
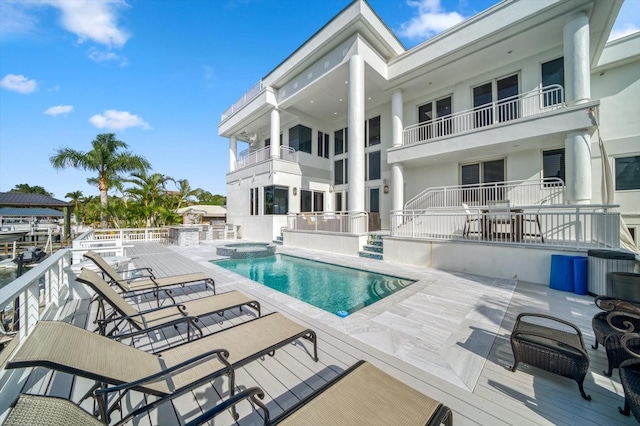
[183,360,453,426]
[591,296,640,376]
[83,250,214,305]
[618,332,640,421]
[486,199,512,240]
[5,313,318,425]
[509,313,591,400]
[461,203,480,237]
[76,268,260,340]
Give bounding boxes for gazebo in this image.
[0,193,72,240]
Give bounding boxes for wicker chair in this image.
[591,296,640,376]
[618,333,640,421]
[509,313,591,400]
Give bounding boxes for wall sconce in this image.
[383,179,389,194]
[292,187,297,196]
[329,185,333,193]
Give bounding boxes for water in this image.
[0,269,17,289]
[214,254,415,316]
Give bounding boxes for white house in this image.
[218,0,639,283]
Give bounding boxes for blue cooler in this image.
[550,254,575,292]
[573,256,588,295]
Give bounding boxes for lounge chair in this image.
[76,268,260,340]
[83,250,214,305]
[185,360,453,426]
[5,313,318,425]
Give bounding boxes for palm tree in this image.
[50,133,151,227]
[175,179,202,209]
[64,190,84,227]
[123,171,173,227]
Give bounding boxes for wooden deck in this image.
[1,241,636,425]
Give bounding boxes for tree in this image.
[196,190,226,206]
[10,184,53,196]
[123,170,173,227]
[174,179,202,209]
[50,133,151,227]
[64,190,84,225]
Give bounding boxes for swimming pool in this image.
[213,254,415,317]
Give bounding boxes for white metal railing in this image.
[391,205,622,249]
[235,145,298,171]
[287,211,369,235]
[0,249,72,344]
[221,80,264,121]
[71,228,168,263]
[403,85,565,145]
[405,178,566,210]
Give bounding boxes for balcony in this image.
[234,145,297,171]
[221,80,264,122]
[403,85,566,146]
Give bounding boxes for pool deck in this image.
[2,240,636,425]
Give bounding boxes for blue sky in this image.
[1,0,638,201]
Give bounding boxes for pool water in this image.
[214,254,415,317]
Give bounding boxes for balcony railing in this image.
[391,205,621,249]
[403,85,565,145]
[235,146,297,171]
[287,211,369,235]
[221,80,264,121]
[405,178,566,210]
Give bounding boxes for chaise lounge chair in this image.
[185,360,453,426]
[76,268,260,340]
[5,313,318,425]
[83,250,214,305]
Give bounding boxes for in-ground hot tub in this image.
[216,242,276,259]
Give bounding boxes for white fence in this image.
[235,146,297,170]
[391,205,621,249]
[221,80,264,121]
[405,178,566,210]
[287,211,369,235]
[403,85,565,145]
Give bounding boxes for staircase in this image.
[273,235,283,245]
[359,233,384,260]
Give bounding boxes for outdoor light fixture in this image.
[293,187,297,195]
[383,179,389,194]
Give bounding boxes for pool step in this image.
[358,233,385,260]
[273,235,283,245]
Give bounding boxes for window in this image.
[366,116,381,146]
[418,96,452,140]
[473,74,519,127]
[615,156,640,190]
[543,149,566,186]
[317,131,329,158]
[301,190,324,212]
[264,185,288,215]
[250,188,259,215]
[367,151,381,180]
[461,159,505,203]
[265,138,271,148]
[334,159,348,185]
[289,125,312,154]
[542,57,564,106]
[334,127,348,155]
[369,188,380,213]
[335,192,343,211]
[313,192,324,212]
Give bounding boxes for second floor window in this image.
[317,131,329,158]
[289,125,312,154]
[418,96,452,139]
[334,159,348,185]
[473,74,519,127]
[543,148,566,187]
[542,57,564,106]
[365,115,381,146]
[616,156,640,191]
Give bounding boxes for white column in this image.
[348,55,365,212]
[565,130,591,204]
[392,163,404,211]
[229,136,237,172]
[392,89,403,147]
[564,13,590,105]
[270,108,280,159]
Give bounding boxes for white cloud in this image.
[89,110,151,130]
[609,24,640,41]
[0,74,37,93]
[0,0,39,37]
[398,0,465,41]
[88,47,127,66]
[45,0,130,48]
[44,105,73,116]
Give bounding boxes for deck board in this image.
[1,241,636,425]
